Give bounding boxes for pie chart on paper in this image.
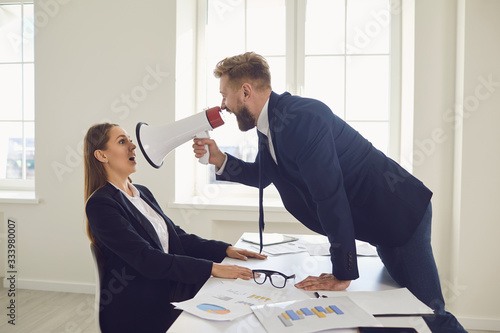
[196,303,231,315]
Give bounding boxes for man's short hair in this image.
[214,52,272,91]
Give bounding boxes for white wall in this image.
[1,0,179,292]
[455,0,500,327]
[413,0,458,282]
[0,0,498,329]
[412,0,500,329]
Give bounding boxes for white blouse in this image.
[110,182,169,253]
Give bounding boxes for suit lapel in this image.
[267,91,291,166]
[109,184,165,251]
[137,190,177,237]
[266,92,301,181]
[136,186,184,255]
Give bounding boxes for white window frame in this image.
[174,0,404,207]
[0,1,35,192]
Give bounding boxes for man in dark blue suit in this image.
[194,52,467,332]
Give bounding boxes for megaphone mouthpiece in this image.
[206,106,224,129]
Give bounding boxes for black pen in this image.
[314,292,327,298]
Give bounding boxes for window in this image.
[0,2,34,191]
[176,0,401,205]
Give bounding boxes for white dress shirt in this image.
[256,98,278,164]
[110,182,169,253]
[217,98,277,175]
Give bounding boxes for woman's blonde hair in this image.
[83,123,118,244]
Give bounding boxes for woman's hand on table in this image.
[226,246,268,261]
[211,263,254,280]
[211,246,267,280]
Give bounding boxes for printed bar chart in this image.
[252,295,381,332]
[248,294,272,302]
[278,304,344,327]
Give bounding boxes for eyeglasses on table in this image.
[252,269,295,288]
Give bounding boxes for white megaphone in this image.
[136,106,224,168]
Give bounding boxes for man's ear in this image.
[241,82,252,100]
[94,150,108,163]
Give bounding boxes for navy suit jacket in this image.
[86,182,230,333]
[218,91,432,281]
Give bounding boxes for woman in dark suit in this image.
[84,123,266,333]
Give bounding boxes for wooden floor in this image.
[0,286,97,333]
[0,286,497,333]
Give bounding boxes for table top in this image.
[167,234,428,333]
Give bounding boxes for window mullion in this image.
[21,3,27,180]
[195,0,207,115]
[343,0,348,120]
[293,0,306,96]
[244,0,247,50]
[285,0,295,93]
[389,0,402,161]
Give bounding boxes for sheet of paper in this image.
[376,316,432,333]
[302,240,378,257]
[245,240,309,255]
[251,296,381,333]
[317,288,434,316]
[256,239,378,257]
[260,239,329,256]
[355,240,378,257]
[172,279,308,321]
[261,241,308,255]
[241,233,299,246]
[302,241,331,256]
[238,234,377,257]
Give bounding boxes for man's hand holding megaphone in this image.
[193,138,226,169]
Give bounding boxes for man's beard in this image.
[235,105,256,131]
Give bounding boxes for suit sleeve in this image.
[86,195,214,284]
[137,185,231,262]
[216,151,272,188]
[174,225,230,262]
[280,111,359,281]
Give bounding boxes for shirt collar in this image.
[256,98,270,136]
[109,181,140,198]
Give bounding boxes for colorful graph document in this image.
[172,280,308,321]
[251,296,381,333]
[318,288,434,316]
